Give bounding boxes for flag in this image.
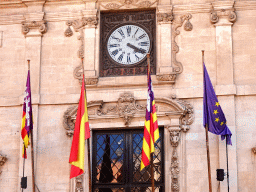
[203,63,232,145]
[69,75,90,179]
[21,69,33,159]
[99,134,113,192]
[140,72,159,171]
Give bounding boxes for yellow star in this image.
[213,110,219,115]
[215,117,220,122]
[220,122,224,126]
[215,102,220,107]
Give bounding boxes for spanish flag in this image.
[69,75,90,179]
[140,72,159,170]
[21,69,33,159]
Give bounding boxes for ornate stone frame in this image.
[63,92,194,192]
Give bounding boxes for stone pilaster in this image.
[156,5,175,83]
[210,1,238,192]
[19,1,46,191]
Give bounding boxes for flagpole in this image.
[202,51,213,192]
[147,53,155,192]
[81,58,92,192]
[22,144,26,192]
[226,137,230,192]
[28,60,36,192]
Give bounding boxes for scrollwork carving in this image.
[0,154,7,175]
[210,4,237,24]
[172,14,193,74]
[21,20,47,35]
[252,147,256,154]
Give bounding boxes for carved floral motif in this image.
[22,20,47,35]
[100,0,156,10]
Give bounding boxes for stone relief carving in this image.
[172,13,193,74]
[0,154,7,175]
[157,12,174,24]
[100,0,157,10]
[22,20,47,35]
[64,16,99,85]
[63,92,194,136]
[75,174,84,192]
[252,147,256,154]
[156,73,177,83]
[210,3,237,24]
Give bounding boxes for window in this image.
[92,128,164,192]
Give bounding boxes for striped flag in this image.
[140,72,159,171]
[21,69,33,159]
[69,75,90,179]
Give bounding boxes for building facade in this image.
[0,0,256,191]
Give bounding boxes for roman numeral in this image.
[136,34,146,41]
[132,28,139,38]
[118,53,124,61]
[109,44,120,48]
[118,29,125,38]
[112,49,119,56]
[126,26,131,37]
[140,41,149,46]
[112,36,122,42]
[135,54,139,60]
[127,55,131,63]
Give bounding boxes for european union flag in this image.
[203,63,232,145]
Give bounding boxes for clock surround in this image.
[100,9,156,77]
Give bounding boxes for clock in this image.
[107,25,151,65]
[100,10,156,77]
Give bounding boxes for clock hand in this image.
[127,43,146,54]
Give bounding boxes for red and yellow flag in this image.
[21,69,33,159]
[140,73,159,170]
[69,75,90,179]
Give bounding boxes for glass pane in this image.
[132,132,162,182]
[131,186,162,192]
[96,134,124,184]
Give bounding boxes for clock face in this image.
[107,25,151,65]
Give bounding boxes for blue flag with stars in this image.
[203,63,232,145]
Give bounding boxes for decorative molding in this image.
[21,20,47,35]
[0,154,7,175]
[156,73,177,84]
[172,13,193,74]
[210,1,237,25]
[63,92,194,136]
[252,147,256,154]
[157,12,174,24]
[99,0,157,10]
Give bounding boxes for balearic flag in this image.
[21,69,33,159]
[69,75,91,179]
[140,72,159,171]
[203,63,232,145]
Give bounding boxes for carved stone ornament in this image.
[63,92,194,137]
[100,0,157,10]
[75,174,84,192]
[172,14,193,74]
[22,20,47,35]
[157,12,174,24]
[252,147,256,154]
[156,73,177,83]
[210,3,237,24]
[65,21,98,85]
[0,154,7,175]
[64,16,98,37]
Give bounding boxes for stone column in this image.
[210,1,237,191]
[19,0,47,191]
